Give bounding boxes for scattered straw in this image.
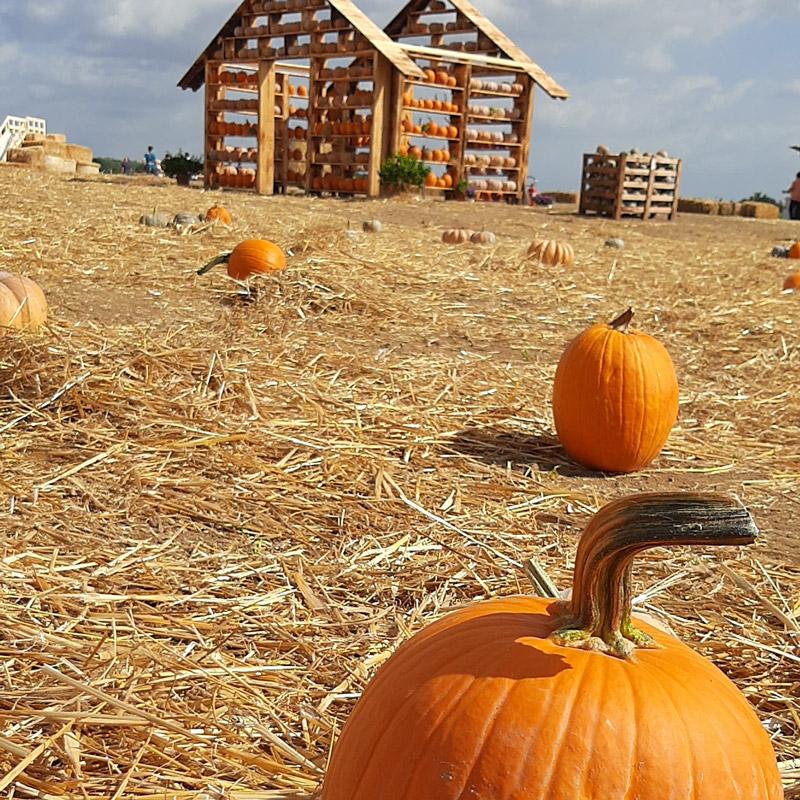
[0,167,797,797]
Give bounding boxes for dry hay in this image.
[742,201,782,220]
[0,167,798,798]
[678,197,720,215]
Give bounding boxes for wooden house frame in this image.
[178,0,567,202]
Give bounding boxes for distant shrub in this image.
[740,191,780,208]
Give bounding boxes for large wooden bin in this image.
[579,151,682,220]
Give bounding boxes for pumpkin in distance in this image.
[197,239,286,281]
[0,272,48,332]
[205,205,232,226]
[552,308,678,472]
[323,493,781,800]
[527,238,575,267]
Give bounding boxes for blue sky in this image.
[1,0,798,201]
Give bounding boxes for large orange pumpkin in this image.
[197,239,285,281]
[323,493,782,800]
[0,272,47,332]
[552,308,678,472]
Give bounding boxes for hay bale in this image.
[76,162,101,176]
[718,201,736,216]
[45,133,67,143]
[545,191,579,204]
[65,144,93,164]
[23,133,45,145]
[23,139,67,158]
[6,146,44,168]
[678,197,719,215]
[739,202,780,220]
[44,156,77,174]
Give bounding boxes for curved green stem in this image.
[551,493,757,658]
[197,252,232,276]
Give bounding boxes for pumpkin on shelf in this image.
[552,308,679,473]
[424,172,438,188]
[526,238,575,267]
[442,228,475,244]
[205,205,232,227]
[0,272,47,332]
[323,493,782,800]
[197,239,286,283]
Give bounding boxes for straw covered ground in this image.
[0,166,798,798]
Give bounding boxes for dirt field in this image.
[1,166,798,797]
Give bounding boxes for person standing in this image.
[120,157,133,176]
[784,171,800,221]
[143,146,157,175]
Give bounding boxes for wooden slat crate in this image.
[579,151,682,220]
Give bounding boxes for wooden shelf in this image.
[405,80,464,92]
[403,106,462,118]
[465,140,521,149]
[316,74,375,83]
[469,88,522,98]
[467,113,517,123]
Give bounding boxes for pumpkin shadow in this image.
[425,609,572,681]
[443,426,598,478]
[218,290,260,307]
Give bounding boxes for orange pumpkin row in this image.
[311,175,369,193]
[213,169,256,188]
[400,120,458,139]
[424,172,453,189]
[421,68,458,87]
[210,121,256,137]
[402,96,460,113]
[287,169,306,183]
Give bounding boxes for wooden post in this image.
[204,61,223,190]
[306,57,323,194]
[369,52,392,198]
[257,60,276,196]
[613,156,626,220]
[515,74,534,205]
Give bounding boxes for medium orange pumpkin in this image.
[324,493,782,800]
[527,238,575,266]
[197,239,286,281]
[552,308,678,472]
[0,272,47,332]
[789,242,800,259]
[205,205,232,226]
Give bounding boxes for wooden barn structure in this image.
[178,0,568,202]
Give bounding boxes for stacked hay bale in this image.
[678,198,780,219]
[6,133,99,176]
[739,201,780,220]
[677,198,719,215]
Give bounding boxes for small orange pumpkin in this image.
[205,205,232,226]
[553,308,678,472]
[197,239,286,282]
[0,272,47,332]
[789,242,800,259]
[442,228,474,244]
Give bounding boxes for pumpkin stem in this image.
[551,493,757,658]
[608,307,634,332]
[197,252,232,276]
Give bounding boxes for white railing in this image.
[0,116,47,162]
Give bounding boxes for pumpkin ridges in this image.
[323,496,781,800]
[552,312,678,472]
[0,272,47,331]
[325,595,780,800]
